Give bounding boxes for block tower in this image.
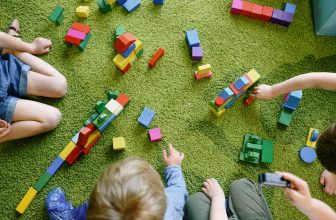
[278,90,302,127]
[64,22,92,51]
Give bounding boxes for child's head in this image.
[87,156,167,220]
[317,123,336,173]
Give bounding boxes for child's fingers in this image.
[168,143,174,155]
[201,187,207,194]
[162,149,168,161]
[320,175,325,186]
[180,152,185,160]
[203,181,210,189]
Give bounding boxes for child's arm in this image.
[278,172,336,220]
[254,73,336,100]
[0,32,52,55]
[202,178,228,220]
[162,144,188,219]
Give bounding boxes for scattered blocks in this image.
[76,6,90,18]
[149,128,163,142]
[16,187,37,214]
[48,5,64,25]
[138,107,155,128]
[123,0,141,13]
[148,48,164,68]
[192,47,203,61]
[153,0,164,5]
[113,137,126,150]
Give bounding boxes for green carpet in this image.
[1,0,336,219]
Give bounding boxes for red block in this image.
[64,35,82,46]
[114,32,136,54]
[194,71,213,81]
[260,6,273,21]
[241,1,254,17]
[83,134,101,155]
[250,4,263,19]
[244,95,256,106]
[72,22,91,34]
[215,97,224,106]
[148,48,165,69]
[115,93,129,107]
[118,63,131,74]
[66,145,82,165]
[78,125,95,146]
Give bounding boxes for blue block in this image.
[47,156,64,176]
[117,0,127,4]
[271,9,284,25]
[233,76,249,91]
[121,43,136,58]
[284,3,296,14]
[72,131,80,144]
[283,90,302,110]
[185,29,200,49]
[123,0,141,13]
[219,87,234,101]
[138,107,155,128]
[311,130,319,141]
[98,114,117,132]
[153,0,164,5]
[299,147,317,163]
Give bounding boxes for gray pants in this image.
[184,178,273,220]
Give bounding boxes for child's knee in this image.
[53,76,67,98]
[42,107,62,131]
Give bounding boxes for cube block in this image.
[113,137,126,150]
[185,29,200,48]
[138,107,155,128]
[191,47,203,61]
[149,128,162,142]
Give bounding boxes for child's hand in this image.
[0,119,11,138]
[320,170,336,195]
[30,37,52,55]
[162,144,184,166]
[202,178,225,201]
[253,84,275,100]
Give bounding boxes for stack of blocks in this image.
[153,0,164,5]
[16,89,130,214]
[76,6,90,18]
[148,48,165,68]
[137,107,163,142]
[48,5,64,25]
[185,29,203,61]
[194,64,213,81]
[230,0,296,27]
[239,134,274,164]
[98,0,141,14]
[278,90,302,127]
[64,22,92,51]
[299,128,319,163]
[210,69,261,116]
[113,32,143,74]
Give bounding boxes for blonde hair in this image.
[87,156,167,220]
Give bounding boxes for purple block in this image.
[230,0,243,14]
[271,9,284,25]
[282,11,294,27]
[149,128,162,142]
[192,47,203,61]
[67,29,86,40]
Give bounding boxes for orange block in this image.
[64,35,81,46]
[241,1,254,17]
[118,63,131,74]
[114,32,136,54]
[72,22,91,34]
[148,48,164,68]
[260,6,273,21]
[116,93,129,107]
[250,4,263,19]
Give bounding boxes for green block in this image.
[248,135,262,145]
[56,13,64,25]
[313,0,336,36]
[93,109,112,128]
[278,108,293,127]
[261,140,274,163]
[98,0,112,14]
[78,32,92,51]
[136,48,144,58]
[115,26,126,39]
[107,90,120,100]
[246,143,262,151]
[33,171,52,192]
[48,5,64,24]
[84,112,100,126]
[95,100,106,114]
[209,99,224,111]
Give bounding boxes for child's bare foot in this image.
[320,170,336,195]
[2,18,21,55]
[0,120,11,138]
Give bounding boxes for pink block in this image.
[149,128,162,142]
[230,0,243,14]
[194,71,213,81]
[67,28,86,40]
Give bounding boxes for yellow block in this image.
[113,137,126,150]
[113,52,136,70]
[105,0,116,3]
[246,69,261,84]
[76,6,90,18]
[134,40,143,54]
[198,64,211,75]
[210,107,225,117]
[59,141,76,160]
[84,130,101,148]
[306,128,319,148]
[16,187,37,214]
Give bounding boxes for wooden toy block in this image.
[271,9,284,25]
[215,97,225,106]
[149,128,163,142]
[153,0,164,5]
[78,126,95,146]
[78,32,92,51]
[250,4,263,19]
[185,29,200,48]
[244,95,256,106]
[192,47,203,61]
[59,141,76,160]
[116,93,130,107]
[107,89,120,100]
[278,108,293,127]
[64,35,82,46]
[233,76,249,91]
[284,3,296,14]
[210,107,225,117]
[261,140,273,163]
[219,87,234,101]
[306,128,319,148]
[76,6,90,18]
[119,63,132,74]
[33,171,52,192]
[299,146,317,163]
[134,39,143,54]
[84,112,99,126]
[148,48,165,68]
[245,69,261,83]
[106,0,117,4]
[16,187,37,214]
[241,1,254,17]
[66,145,82,165]
[209,99,225,111]
[230,0,243,14]
[95,100,106,114]
[283,90,302,110]
[123,0,141,13]
[105,99,124,116]
[121,43,136,58]
[93,109,112,128]
[138,107,155,128]
[117,0,127,5]
[48,5,64,24]
[113,137,126,150]
[136,48,144,58]
[97,114,117,132]
[67,29,86,40]
[72,131,80,144]
[98,0,112,13]
[260,6,273,21]
[113,51,136,70]
[116,26,126,39]
[194,71,213,80]
[83,130,101,154]
[72,22,91,34]
[46,156,64,176]
[282,11,294,27]
[197,64,211,75]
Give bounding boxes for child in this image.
[253,72,336,195]
[0,19,67,143]
[184,172,336,220]
[46,144,188,220]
